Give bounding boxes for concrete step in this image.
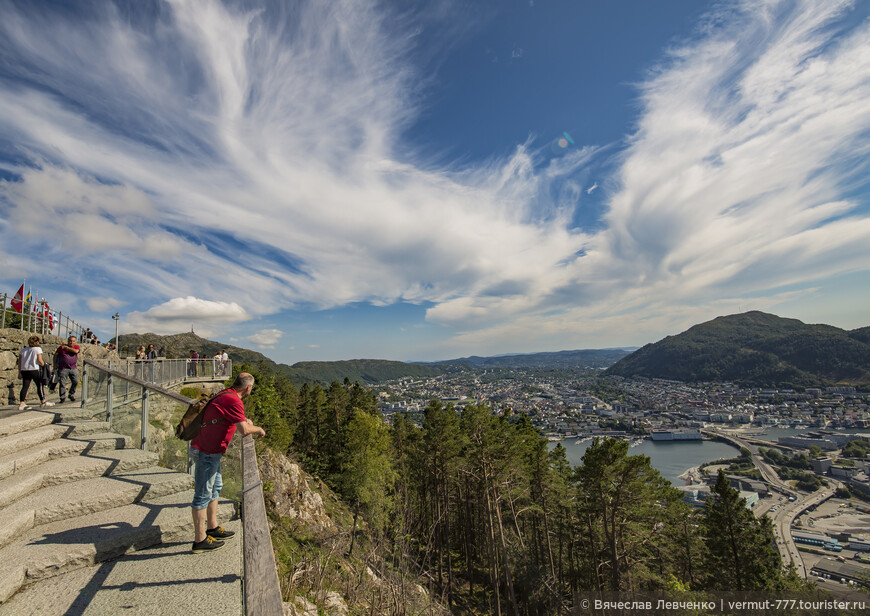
[0,449,159,509]
[0,520,243,615]
[0,425,66,459]
[0,490,237,603]
[0,466,194,550]
[0,432,132,481]
[54,420,113,437]
[52,406,105,423]
[0,410,56,438]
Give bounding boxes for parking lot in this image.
[793,498,870,592]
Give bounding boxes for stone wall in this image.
[1,328,119,405]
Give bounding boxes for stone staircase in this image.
[0,402,241,614]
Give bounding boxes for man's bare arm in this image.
[235,421,266,438]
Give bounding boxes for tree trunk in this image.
[484,473,502,616]
[348,504,360,557]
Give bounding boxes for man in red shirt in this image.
[190,372,266,553]
[55,335,80,403]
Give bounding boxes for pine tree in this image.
[574,437,684,591]
[341,409,396,557]
[702,470,782,590]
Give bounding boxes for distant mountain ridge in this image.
[439,348,634,369]
[115,332,444,385]
[115,332,631,385]
[115,332,278,369]
[606,311,870,387]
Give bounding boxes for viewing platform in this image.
[0,344,282,614]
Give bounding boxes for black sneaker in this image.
[69,395,76,402]
[207,525,235,540]
[191,536,225,553]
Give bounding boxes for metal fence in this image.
[101,358,233,389]
[0,292,87,339]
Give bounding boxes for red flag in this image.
[11,283,24,313]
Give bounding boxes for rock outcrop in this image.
[258,447,334,530]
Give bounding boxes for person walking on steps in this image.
[18,335,53,410]
[189,372,265,553]
[55,335,80,403]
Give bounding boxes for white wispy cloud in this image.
[86,297,125,313]
[0,0,868,354]
[246,328,284,347]
[0,0,589,321]
[429,0,870,349]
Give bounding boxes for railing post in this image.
[141,388,149,451]
[81,364,89,408]
[106,374,114,427]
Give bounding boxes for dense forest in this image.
[236,362,825,615]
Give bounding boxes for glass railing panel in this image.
[104,360,138,404]
[221,434,243,504]
[80,363,112,422]
[107,383,146,451]
[140,387,194,474]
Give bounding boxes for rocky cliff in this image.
[257,447,446,616]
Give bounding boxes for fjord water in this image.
[553,438,741,486]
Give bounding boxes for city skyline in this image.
[1,0,869,363]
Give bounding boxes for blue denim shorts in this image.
[191,447,223,510]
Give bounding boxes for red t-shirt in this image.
[191,389,247,454]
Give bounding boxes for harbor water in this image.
[551,437,740,486]
[552,425,869,486]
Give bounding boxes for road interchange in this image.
[702,429,837,578]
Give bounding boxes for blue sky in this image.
[1,0,869,363]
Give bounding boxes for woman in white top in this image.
[19,335,52,410]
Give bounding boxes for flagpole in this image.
[27,285,33,332]
[19,279,25,330]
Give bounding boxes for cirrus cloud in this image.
[0,0,868,359]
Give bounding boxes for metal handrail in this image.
[0,292,87,339]
[102,358,233,390]
[80,357,282,615]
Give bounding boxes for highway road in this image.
[703,429,836,578]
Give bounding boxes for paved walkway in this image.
[0,401,240,613]
[0,520,242,615]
